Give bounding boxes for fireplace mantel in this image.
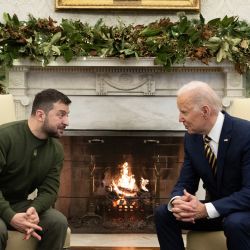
[8,57,245,131]
[10,57,238,68]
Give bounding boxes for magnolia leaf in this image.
[199,14,205,25]
[207,18,221,26]
[232,46,239,52]
[62,48,73,62]
[3,13,11,24]
[217,48,227,62]
[204,42,219,52]
[205,37,222,53]
[70,33,82,43]
[120,49,135,56]
[52,45,61,55]
[222,42,229,52]
[140,27,162,37]
[50,32,62,45]
[61,20,75,33]
[229,38,241,46]
[235,25,250,34]
[208,37,221,43]
[43,44,51,54]
[100,48,110,57]
[219,15,236,28]
[12,14,20,26]
[178,17,190,33]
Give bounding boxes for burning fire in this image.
[109,162,149,208]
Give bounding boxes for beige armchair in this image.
[186,98,250,250]
[186,231,227,250]
[0,94,16,124]
[227,97,250,120]
[6,227,71,250]
[0,94,71,249]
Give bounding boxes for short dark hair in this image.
[31,89,71,115]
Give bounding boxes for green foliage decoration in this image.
[1,12,250,73]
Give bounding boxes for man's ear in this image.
[201,105,210,119]
[36,109,46,122]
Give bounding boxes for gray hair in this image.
[177,81,222,113]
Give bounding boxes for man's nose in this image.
[64,116,69,126]
[179,113,183,122]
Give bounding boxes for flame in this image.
[110,162,149,202]
[117,162,138,191]
[140,177,149,192]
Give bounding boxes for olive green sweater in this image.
[0,120,64,224]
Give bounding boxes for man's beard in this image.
[43,120,65,138]
[46,129,61,138]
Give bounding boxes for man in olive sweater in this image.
[0,89,71,250]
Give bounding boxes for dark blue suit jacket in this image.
[172,112,250,217]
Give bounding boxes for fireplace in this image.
[7,57,246,234]
[56,132,184,233]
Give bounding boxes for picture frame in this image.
[55,0,200,11]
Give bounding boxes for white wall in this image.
[0,0,250,25]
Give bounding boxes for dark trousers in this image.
[154,204,250,250]
[0,200,68,250]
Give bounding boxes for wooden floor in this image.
[71,247,160,250]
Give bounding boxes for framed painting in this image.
[55,0,200,10]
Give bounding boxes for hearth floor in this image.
[70,234,187,248]
[71,234,159,248]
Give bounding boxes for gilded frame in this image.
[55,0,200,11]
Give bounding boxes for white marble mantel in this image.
[7,57,245,132]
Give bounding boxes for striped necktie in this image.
[204,135,217,175]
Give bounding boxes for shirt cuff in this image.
[205,202,220,219]
[168,196,181,211]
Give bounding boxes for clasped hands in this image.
[171,189,208,223]
[10,206,43,240]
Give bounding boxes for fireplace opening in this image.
[56,131,184,233]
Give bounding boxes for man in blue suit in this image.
[155,81,250,250]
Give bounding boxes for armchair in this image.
[186,98,250,250]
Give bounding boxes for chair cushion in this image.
[6,231,37,250]
[6,227,71,250]
[186,231,227,250]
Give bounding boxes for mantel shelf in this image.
[12,57,235,69]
